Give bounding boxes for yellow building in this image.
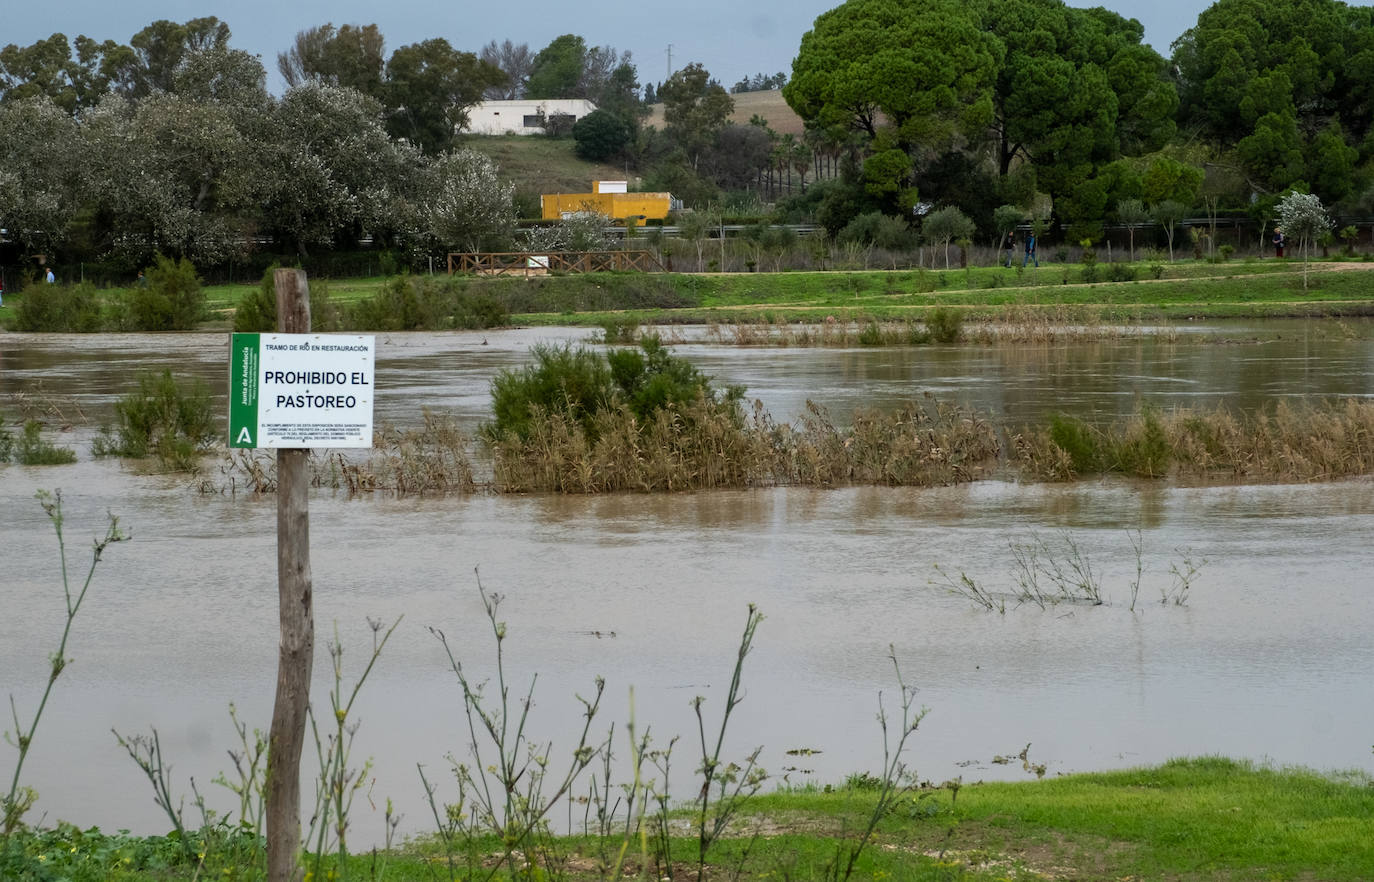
[540,181,678,221]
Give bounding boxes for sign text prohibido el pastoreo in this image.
[228,333,375,448]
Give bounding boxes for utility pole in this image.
[265,268,313,882]
[666,43,673,80]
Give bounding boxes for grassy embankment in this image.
[191,259,1374,330]
[6,758,1371,880]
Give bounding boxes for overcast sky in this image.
[0,1,1306,94]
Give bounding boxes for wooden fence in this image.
[448,251,665,276]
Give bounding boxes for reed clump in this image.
[340,410,477,494]
[1017,399,1374,481]
[704,306,1179,348]
[775,398,1001,487]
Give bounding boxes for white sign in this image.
[229,333,375,449]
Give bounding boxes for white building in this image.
[466,99,598,135]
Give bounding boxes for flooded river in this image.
[2,323,1373,842]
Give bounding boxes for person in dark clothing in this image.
[1023,232,1039,267]
[1003,230,1016,267]
[1273,227,1285,258]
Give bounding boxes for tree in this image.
[786,0,1000,153]
[383,39,504,154]
[922,205,976,268]
[1150,200,1188,262]
[259,83,421,255]
[1277,190,1333,289]
[0,96,85,256]
[421,149,516,253]
[83,92,250,266]
[660,62,733,172]
[1115,198,1151,262]
[479,39,531,99]
[1173,0,1371,203]
[977,0,1177,233]
[277,23,386,99]
[572,108,632,161]
[126,17,231,97]
[526,34,586,99]
[993,203,1025,249]
[702,124,774,191]
[1141,157,1204,209]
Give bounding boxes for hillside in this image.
[645,89,806,136]
[462,134,632,201]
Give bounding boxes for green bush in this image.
[13,281,104,332]
[488,337,736,442]
[452,290,509,329]
[1048,414,1103,474]
[925,307,964,343]
[1107,263,1139,282]
[15,421,77,465]
[122,254,206,331]
[606,335,732,421]
[0,417,13,461]
[857,321,883,346]
[489,344,616,441]
[346,275,501,331]
[234,267,341,332]
[93,370,217,471]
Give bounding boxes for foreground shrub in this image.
[13,281,103,332]
[13,421,77,464]
[93,370,217,470]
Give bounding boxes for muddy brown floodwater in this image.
[2,322,1372,845]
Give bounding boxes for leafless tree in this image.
[479,39,532,99]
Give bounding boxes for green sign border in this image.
[228,333,260,448]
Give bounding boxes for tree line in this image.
[4,0,1373,281]
[781,0,1374,245]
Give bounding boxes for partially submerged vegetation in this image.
[216,392,1374,496]
[1016,399,1374,482]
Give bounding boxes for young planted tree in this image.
[922,206,976,269]
[1277,191,1334,290]
[1151,200,1188,262]
[1115,198,1151,262]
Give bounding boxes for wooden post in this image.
[266,268,313,882]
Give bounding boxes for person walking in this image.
[45,267,55,284]
[1003,230,1016,267]
[1273,227,1285,258]
[1022,231,1039,267]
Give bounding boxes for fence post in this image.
[266,268,313,882]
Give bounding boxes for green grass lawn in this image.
[9,258,1374,333]
[4,758,1369,881]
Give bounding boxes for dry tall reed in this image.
[1017,399,1374,481]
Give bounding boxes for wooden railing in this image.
[448,251,666,276]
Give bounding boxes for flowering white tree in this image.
[421,148,516,253]
[1277,190,1333,290]
[0,97,85,257]
[262,82,421,256]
